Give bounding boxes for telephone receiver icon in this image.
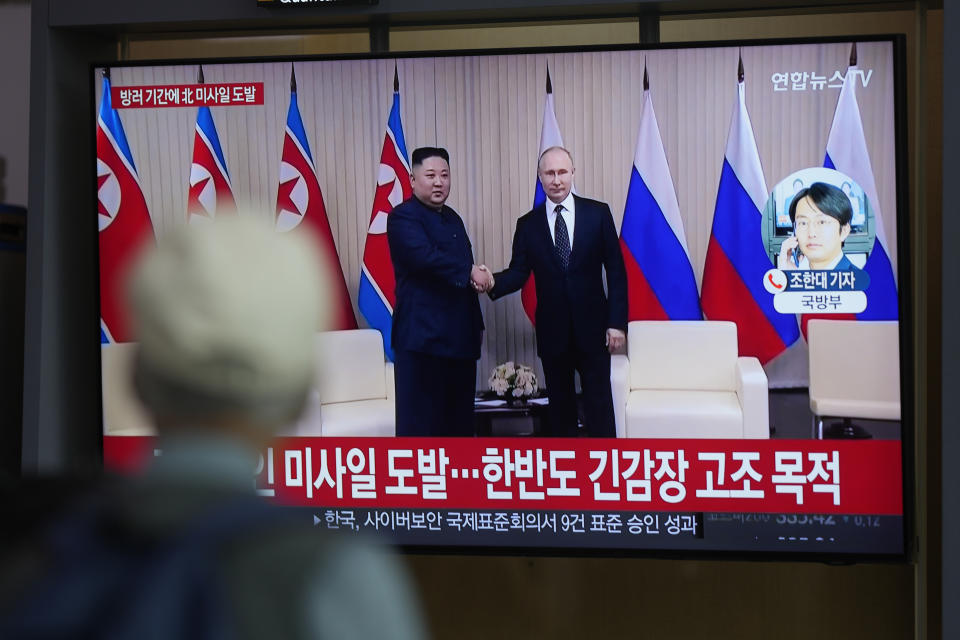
[767,272,784,290]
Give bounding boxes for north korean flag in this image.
[276,65,356,331]
[97,71,155,343]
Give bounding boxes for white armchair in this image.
[101,330,397,438]
[312,329,395,437]
[610,354,630,438]
[807,319,900,438]
[619,321,769,439]
[100,342,155,436]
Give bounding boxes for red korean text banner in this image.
[111,83,264,108]
[104,437,902,516]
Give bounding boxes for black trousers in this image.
[394,349,477,437]
[541,349,615,438]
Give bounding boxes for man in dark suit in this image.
[387,147,491,437]
[489,146,627,437]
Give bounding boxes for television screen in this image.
[97,36,908,557]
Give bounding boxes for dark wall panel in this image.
[23,2,116,472]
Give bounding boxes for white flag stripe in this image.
[723,82,767,214]
[539,93,565,154]
[195,125,233,191]
[826,65,891,256]
[633,89,691,257]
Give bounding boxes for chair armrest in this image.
[735,357,769,439]
[610,354,630,438]
[385,362,395,401]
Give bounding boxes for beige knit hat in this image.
[127,215,329,426]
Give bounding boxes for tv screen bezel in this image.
[91,33,913,563]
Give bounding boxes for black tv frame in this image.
[90,33,913,563]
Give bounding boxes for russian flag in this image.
[619,69,701,320]
[520,66,570,326]
[701,62,799,364]
[824,51,898,321]
[275,65,356,331]
[358,67,412,361]
[187,68,236,223]
[97,70,155,343]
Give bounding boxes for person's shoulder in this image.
[387,198,422,231]
[516,205,544,227]
[441,203,464,219]
[573,195,611,213]
[835,254,860,272]
[391,197,420,216]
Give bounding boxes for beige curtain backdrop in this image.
[97,41,897,390]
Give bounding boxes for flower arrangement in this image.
[488,361,538,402]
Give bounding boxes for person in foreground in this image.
[0,216,427,640]
[488,146,628,438]
[387,146,491,437]
[779,181,860,272]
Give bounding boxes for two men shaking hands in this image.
[470,264,495,293]
[387,145,628,439]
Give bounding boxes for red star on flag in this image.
[97,172,111,217]
[187,176,211,216]
[276,175,302,217]
[371,180,396,221]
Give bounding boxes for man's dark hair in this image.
[788,181,853,227]
[411,147,449,167]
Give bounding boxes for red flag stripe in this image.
[701,235,787,364]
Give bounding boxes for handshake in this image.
[470,264,495,293]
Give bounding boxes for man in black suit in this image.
[387,147,492,437]
[489,146,627,437]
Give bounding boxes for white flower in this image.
[490,361,539,397]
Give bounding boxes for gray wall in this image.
[0,0,30,207]
[0,0,30,478]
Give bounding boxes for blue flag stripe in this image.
[712,160,800,346]
[197,106,230,180]
[359,271,395,362]
[99,77,138,174]
[387,93,408,163]
[858,240,899,320]
[825,153,898,320]
[286,91,312,163]
[533,179,546,209]
[621,168,701,319]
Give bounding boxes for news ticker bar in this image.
[303,507,903,554]
[104,436,903,516]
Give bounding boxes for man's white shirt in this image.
[546,192,576,250]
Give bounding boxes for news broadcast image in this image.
[96,38,906,556]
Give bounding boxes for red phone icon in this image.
[767,273,784,290]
